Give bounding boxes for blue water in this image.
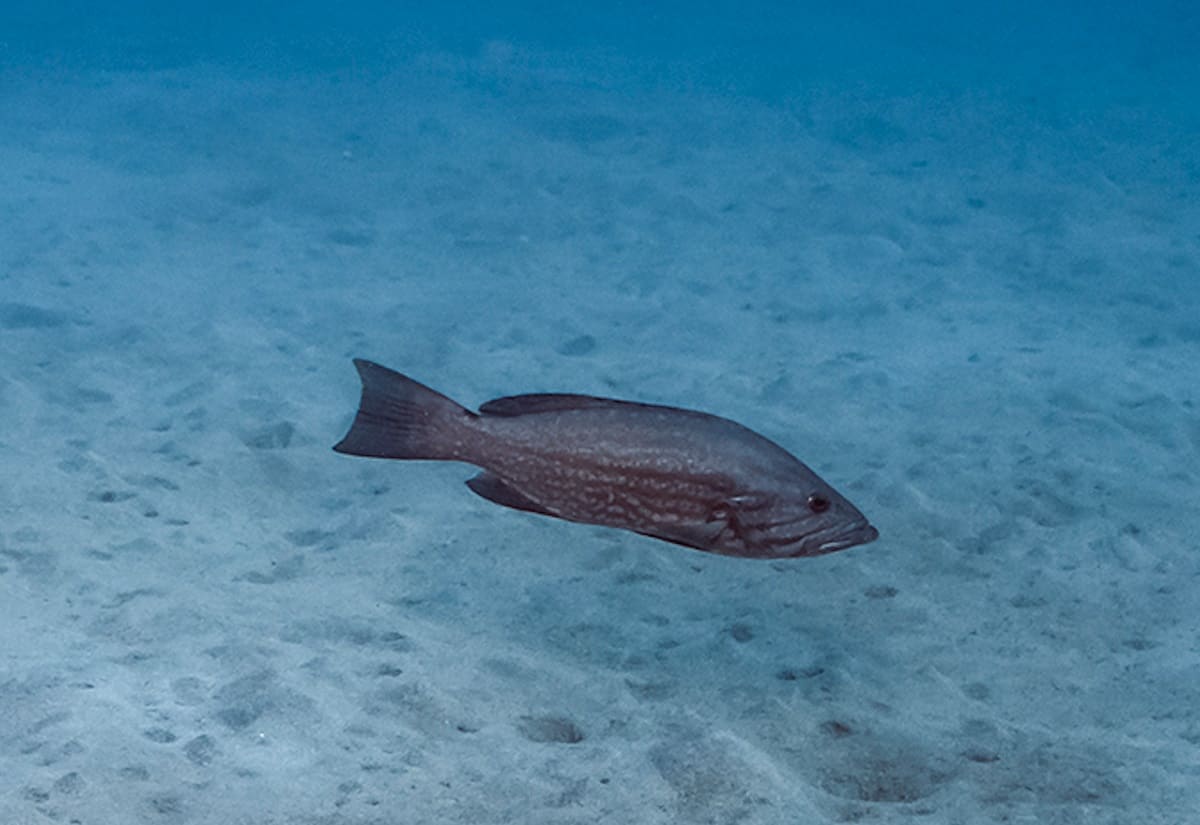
[2,3,1197,823]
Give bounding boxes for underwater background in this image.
[2,2,1198,823]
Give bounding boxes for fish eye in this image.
[807,494,830,514]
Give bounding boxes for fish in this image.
[333,359,878,559]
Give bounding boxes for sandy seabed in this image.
[1,45,1198,824]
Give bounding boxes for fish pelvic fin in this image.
[333,359,475,461]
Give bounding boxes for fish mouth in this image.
[809,521,879,555]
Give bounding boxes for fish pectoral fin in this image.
[720,494,771,513]
[638,496,763,553]
[465,472,557,518]
[636,520,728,553]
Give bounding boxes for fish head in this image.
[719,481,878,558]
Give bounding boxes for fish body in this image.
[334,359,878,558]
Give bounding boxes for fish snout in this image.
[786,509,878,556]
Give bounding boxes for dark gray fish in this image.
[333,359,878,559]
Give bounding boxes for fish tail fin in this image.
[333,359,475,461]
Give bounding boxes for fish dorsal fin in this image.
[479,393,637,417]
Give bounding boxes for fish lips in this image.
[798,521,879,556]
[817,523,879,553]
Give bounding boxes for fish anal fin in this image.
[465,472,557,517]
